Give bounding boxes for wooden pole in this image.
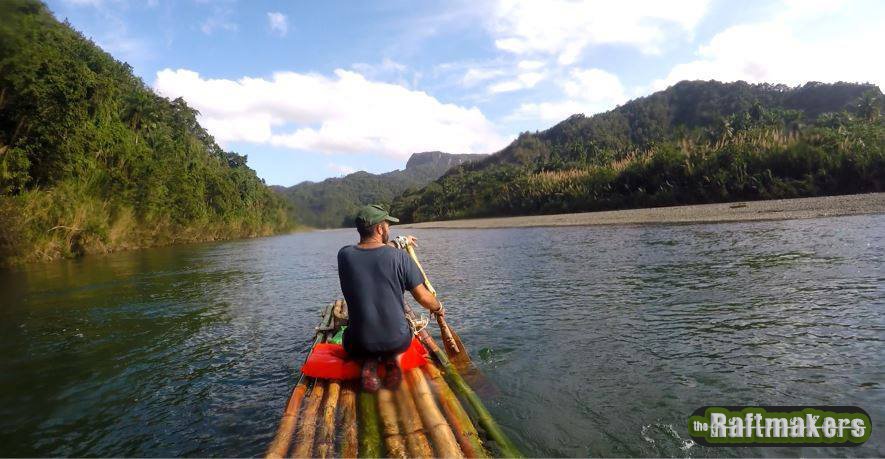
[291,381,327,459]
[422,363,487,458]
[377,388,408,458]
[316,379,342,458]
[404,305,522,458]
[393,382,434,458]
[405,245,462,355]
[407,367,465,458]
[338,383,359,459]
[265,382,308,459]
[266,302,336,458]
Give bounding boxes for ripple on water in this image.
[0,216,883,457]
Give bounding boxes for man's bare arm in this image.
[409,283,444,317]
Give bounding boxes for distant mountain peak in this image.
[405,151,481,169]
[276,151,487,227]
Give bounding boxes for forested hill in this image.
[0,0,292,265]
[275,151,486,228]
[392,80,884,222]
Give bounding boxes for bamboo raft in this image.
[266,299,521,458]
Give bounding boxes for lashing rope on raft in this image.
[407,313,429,335]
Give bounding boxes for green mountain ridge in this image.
[0,0,292,265]
[274,151,486,228]
[392,80,884,222]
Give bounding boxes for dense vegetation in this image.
[0,0,292,264]
[275,152,484,227]
[392,81,884,222]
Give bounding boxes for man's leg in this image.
[381,349,408,390]
[361,358,381,393]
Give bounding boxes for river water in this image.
[1,215,883,457]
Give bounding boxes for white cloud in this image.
[328,163,357,175]
[509,68,626,122]
[267,12,288,37]
[461,68,507,87]
[652,5,885,91]
[488,71,546,93]
[517,60,545,71]
[153,68,508,158]
[490,0,709,65]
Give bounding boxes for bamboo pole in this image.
[291,381,327,458]
[358,391,383,458]
[435,353,521,458]
[265,382,307,459]
[405,245,462,356]
[316,380,342,458]
[377,388,408,458]
[339,383,359,459]
[422,362,486,458]
[405,305,522,458]
[393,382,434,458]
[407,367,465,458]
[266,302,336,458]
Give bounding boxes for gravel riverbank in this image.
[399,193,885,229]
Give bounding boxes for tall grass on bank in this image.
[0,178,290,265]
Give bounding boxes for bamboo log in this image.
[358,391,383,458]
[406,307,521,458]
[437,356,521,458]
[407,367,464,458]
[405,432,434,459]
[265,382,308,459]
[423,363,486,458]
[266,302,336,458]
[339,383,359,459]
[291,381,326,458]
[316,380,342,458]
[393,382,433,458]
[377,388,407,458]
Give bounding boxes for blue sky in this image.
[46,0,884,186]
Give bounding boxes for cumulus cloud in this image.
[517,60,545,71]
[509,68,626,122]
[490,0,709,64]
[488,71,546,93]
[153,68,508,158]
[653,2,884,90]
[267,12,288,37]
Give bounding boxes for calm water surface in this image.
[1,215,883,457]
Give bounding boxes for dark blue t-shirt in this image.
[337,245,424,356]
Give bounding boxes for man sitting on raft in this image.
[337,204,444,392]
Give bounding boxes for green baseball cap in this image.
[355,204,399,228]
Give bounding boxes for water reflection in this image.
[1,215,883,457]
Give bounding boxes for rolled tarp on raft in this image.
[300,338,429,380]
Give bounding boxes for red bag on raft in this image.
[300,337,429,380]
